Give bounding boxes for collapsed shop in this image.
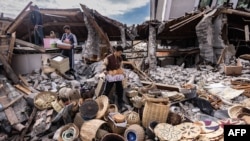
[0,1,250,141]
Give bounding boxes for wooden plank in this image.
[169,11,205,29]
[0,96,19,125]
[15,39,45,53]
[80,4,112,53]
[14,84,31,95]
[245,25,249,42]
[141,80,179,92]
[6,2,33,33]
[8,32,16,64]
[0,53,19,84]
[18,74,30,87]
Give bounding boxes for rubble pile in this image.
[0,58,249,140]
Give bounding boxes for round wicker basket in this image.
[34,91,57,110]
[79,99,99,120]
[228,105,244,118]
[124,111,140,125]
[124,124,145,141]
[58,123,79,141]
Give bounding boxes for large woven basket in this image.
[80,119,107,141]
[124,124,145,141]
[142,95,170,128]
[34,91,57,110]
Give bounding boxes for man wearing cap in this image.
[103,46,125,111]
[58,25,77,74]
[30,5,44,45]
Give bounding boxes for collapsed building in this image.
[0,0,250,141]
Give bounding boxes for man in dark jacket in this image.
[103,46,125,111]
[30,5,44,45]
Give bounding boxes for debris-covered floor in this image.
[0,55,250,141]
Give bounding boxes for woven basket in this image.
[107,113,127,135]
[79,99,99,120]
[101,133,125,141]
[124,124,145,141]
[51,99,65,113]
[73,112,85,130]
[58,123,79,141]
[124,111,140,125]
[228,105,244,118]
[95,95,109,119]
[166,112,182,126]
[126,90,138,98]
[104,104,118,121]
[142,96,170,128]
[96,129,109,140]
[80,119,107,141]
[34,91,57,110]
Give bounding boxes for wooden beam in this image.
[6,2,33,33]
[0,53,19,84]
[222,9,250,17]
[8,32,16,64]
[141,80,179,92]
[0,96,19,125]
[80,4,112,53]
[15,39,45,53]
[40,10,81,16]
[43,22,84,27]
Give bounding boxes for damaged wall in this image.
[196,9,229,64]
[83,15,100,59]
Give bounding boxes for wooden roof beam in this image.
[42,22,85,27]
[40,10,81,17]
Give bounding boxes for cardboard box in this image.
[224,59,242,75]
[50,55,69,73]
[43,38,59,48]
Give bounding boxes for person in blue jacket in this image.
[59,25,78,74]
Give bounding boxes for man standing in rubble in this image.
[30,5,44,45]
[58,25,77,74]
[103,46,125,111]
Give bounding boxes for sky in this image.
[0,0,150,25]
